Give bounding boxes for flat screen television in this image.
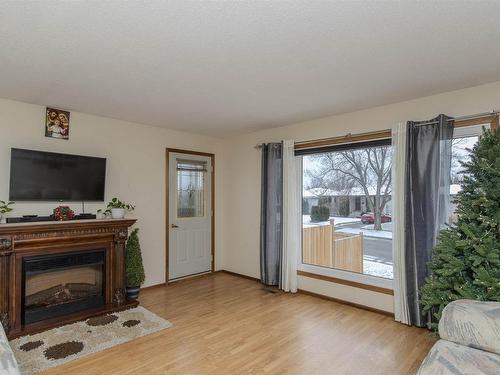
[9,148,106,201]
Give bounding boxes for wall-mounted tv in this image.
[9,148,106,201]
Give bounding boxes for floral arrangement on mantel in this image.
[53,206,75,221]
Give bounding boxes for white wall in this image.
[0,98,224,287]
[220,81,500,312]
[298,276,394,312]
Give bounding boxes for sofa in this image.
[418,300,500,375]
[0,323,20,375]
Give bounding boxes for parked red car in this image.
[361,213,392,224]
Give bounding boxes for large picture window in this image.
[299,139,394,280]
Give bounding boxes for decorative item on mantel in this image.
[53,206,75,221]
[125,228,145,299]
[0,200,14,224]
[98,198,135,219]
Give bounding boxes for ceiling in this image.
[1,1,500,137]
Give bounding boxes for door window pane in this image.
[177,159,206,218]
[302,143,393,279]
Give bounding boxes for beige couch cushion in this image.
[439,300,500,355]
[417,339,500,375]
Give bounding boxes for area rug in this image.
[10,306,172,374]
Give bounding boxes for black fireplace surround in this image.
[22,250,106,325]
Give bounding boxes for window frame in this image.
[297,132,394,291]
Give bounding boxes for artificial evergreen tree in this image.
[420,127,500,329]
[125,228,146,287]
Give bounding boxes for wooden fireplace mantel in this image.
[0,218,138,338]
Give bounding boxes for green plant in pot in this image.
[98,198,135,219]
[125,228,145,299]
[0,200,14,224]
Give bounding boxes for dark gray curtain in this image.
[260,143,283,286]
[405,114,454,327]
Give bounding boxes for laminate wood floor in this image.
[42,272,435,374]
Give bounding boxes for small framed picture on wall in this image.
[45,107,70,140]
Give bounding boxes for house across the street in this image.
[302,187,392,217]
[303,184,462,219]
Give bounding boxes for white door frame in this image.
[165,148,215,282]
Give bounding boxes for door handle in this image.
[171,224,179,228]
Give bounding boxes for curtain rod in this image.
[255,110,499,148]
[413,110,499,127]
[254,142,281,149]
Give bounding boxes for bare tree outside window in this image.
[305,145,392,230]
[450,136,478,184]
[448,135,479,223]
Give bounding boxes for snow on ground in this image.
[336,226,393,239]
[302,215,392,239]
[363,259,394,279]
[302,215,360,226]
[362,222,392,231]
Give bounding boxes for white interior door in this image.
[168,152,212,280]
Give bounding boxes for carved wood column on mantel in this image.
[0,236,12,333]
[113,228,129,306]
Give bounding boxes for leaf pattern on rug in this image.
[44,341,84,360]
[19,341,44,352]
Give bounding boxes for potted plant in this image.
[0,200,14,224]
[125,228,145,299]
[98,198,135,219]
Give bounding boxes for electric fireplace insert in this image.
[22,250,106,325]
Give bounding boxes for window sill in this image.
[298,264,394,295]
